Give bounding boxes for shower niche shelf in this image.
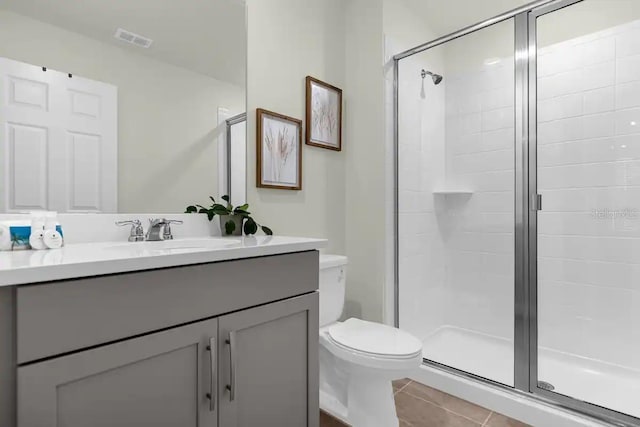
[432,189,473,196]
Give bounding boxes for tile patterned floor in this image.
[319,378,531,427]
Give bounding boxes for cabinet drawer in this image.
[17,251,318,364]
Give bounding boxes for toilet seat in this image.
[321,318,423,370]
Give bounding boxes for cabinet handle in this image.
[206,337,216,411]
[226,331,237,402]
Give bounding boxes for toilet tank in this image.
[319,254,348,327]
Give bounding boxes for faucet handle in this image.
[115,219,144,242]
[147,218,183,225]
[163,219,183,225]
[161,219,183,240]
[116,219,141,227]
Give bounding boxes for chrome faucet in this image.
[146,218,183,241]
[115,219,145,242]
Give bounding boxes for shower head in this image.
[421,69,443,85]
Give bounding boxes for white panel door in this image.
[0,57,117,213]
[59,73,117,212]
[0,57,60,212]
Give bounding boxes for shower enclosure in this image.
[394,0,640,425]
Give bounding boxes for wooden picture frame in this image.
[305,76,343,151]
[256,108,303,190]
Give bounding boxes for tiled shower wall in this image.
[442,19,640,368]
[399,16,640,370]
[443,58,515,341]
[397,50,447,342]
[536,20,640,369]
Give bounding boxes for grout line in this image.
[395,379,412,395]
[481,411,493,427]
[401,389,485,425]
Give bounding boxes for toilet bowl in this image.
[318,255,422,427]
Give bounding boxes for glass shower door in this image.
[397,18,516,386]
[534,0,640,419]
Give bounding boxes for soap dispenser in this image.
[43,211,63,249]
[29,212,47,250]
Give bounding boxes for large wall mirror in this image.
[0,0,247,214]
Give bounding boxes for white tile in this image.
[616,81,640,110]
[450,132,482,155]
[481,86,514,111]
[452,149,513,174]
[538,160,639,190]
[457,113,482,135]
[615,108,640,135]
[540,234,640,264]
[537,117,583,144]
[539,257,640,291]
[538,93,583,122]
[482,107,513,131]
[467,170,513,192]
[460,212,513,234]
[616,54,640,84]
[537,52,553,77]
[538,43,584,76]
[538,136,640,167]
[466,192,514,214]
[449,231,513,254]
[581,61,615,91]
[617,28,640,58]
[480,63,514,91]
[481,128,514,152]
[541,211,640,238]
[538,69,581,99]
[582,112,615,139]
[583,87,614,115]
[580,36,615,66]
[399,152,421,192]
[398,213,430,237]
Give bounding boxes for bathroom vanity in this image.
[0,236,325,427]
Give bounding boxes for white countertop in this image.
[0,236,327,287]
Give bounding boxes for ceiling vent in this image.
[114,28,153,48]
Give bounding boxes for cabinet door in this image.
[17,318,218,427]
[218,292,319,427]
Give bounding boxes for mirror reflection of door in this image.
[0,0,247,214]
[0,57,117,213]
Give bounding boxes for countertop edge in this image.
[0,238,328,287]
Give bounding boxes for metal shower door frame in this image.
[225,112,247,203]
[527,1,639,425]
[393,0,640,425]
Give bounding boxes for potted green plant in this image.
[185,195,273,237]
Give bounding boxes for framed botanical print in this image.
[305,76,343,151]
[256,108,302,190]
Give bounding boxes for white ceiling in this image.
[0,0,247,86]
[405,0,533,38]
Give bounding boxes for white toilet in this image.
[318,254,422,427]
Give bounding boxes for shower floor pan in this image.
[422,326,640,419]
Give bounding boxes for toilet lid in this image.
[328,318,422,357]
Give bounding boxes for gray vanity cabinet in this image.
[218,292,319,427]
[17,317,219,427]
[7,251,320,427]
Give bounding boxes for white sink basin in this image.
[105,237,242,252]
